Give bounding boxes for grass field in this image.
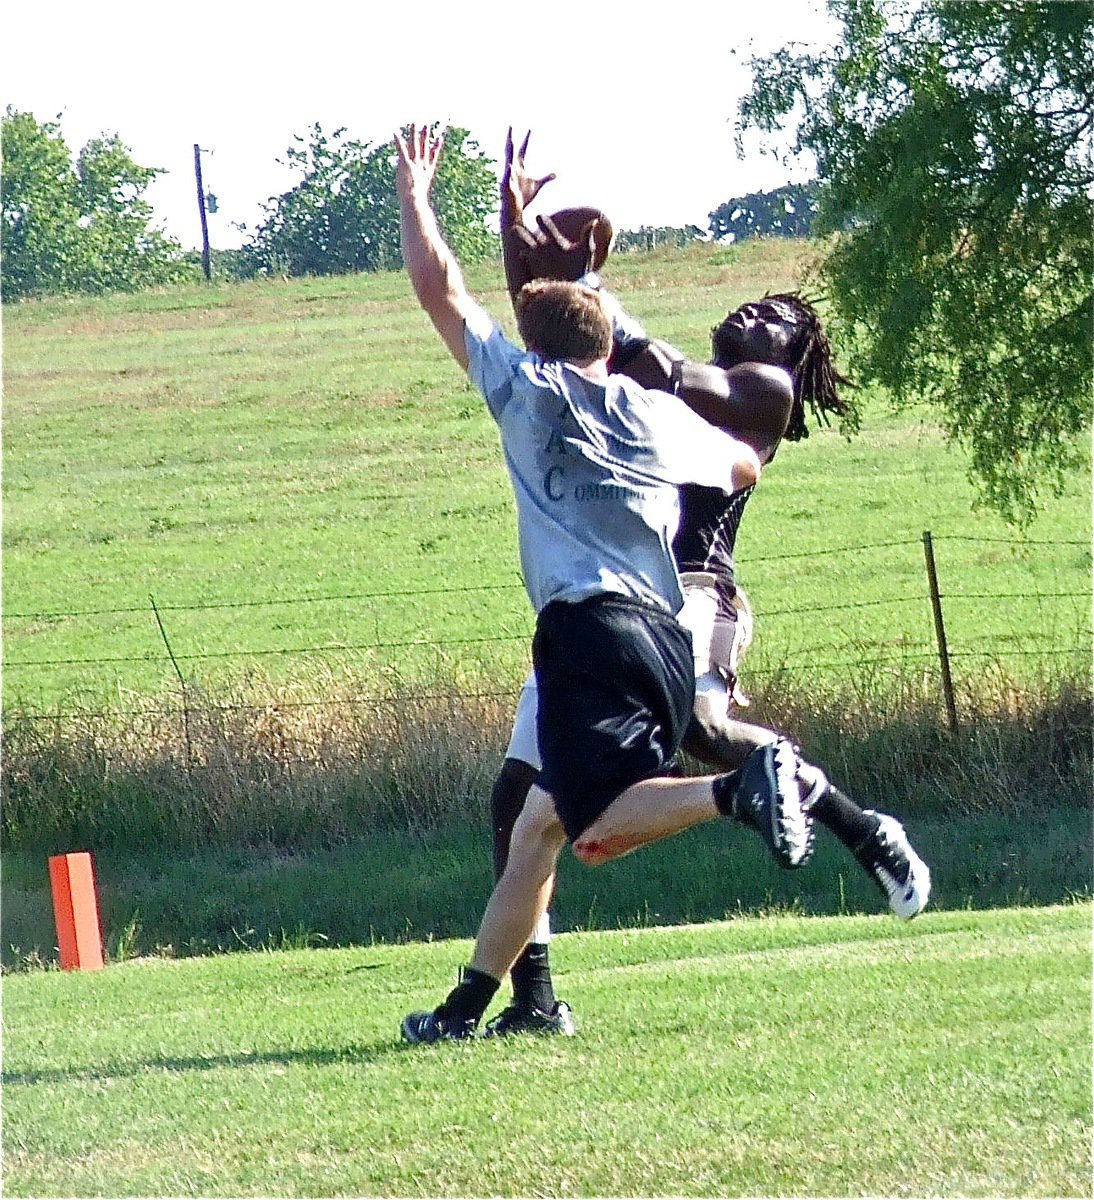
[3,904,1089,1197]
[4,239,1089,714]
[3,236,1089,970]
[3,244,1091,1197]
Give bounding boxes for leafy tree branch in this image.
[737,0,1093,523]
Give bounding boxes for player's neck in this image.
[568,357,609,384]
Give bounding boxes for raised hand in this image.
[501,128,556,225]
[394,125,444,200]
[516,212,599,281]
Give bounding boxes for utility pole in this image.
[193,144,211,282]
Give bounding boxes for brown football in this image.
[545,206,614,270]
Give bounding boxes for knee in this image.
[683,708,719,758]
[572,836,610,867]
[682,705,773,773]
[491,758,537,830]
[507,784,568,866]
[682,703,732,769]
[572,828,639,867]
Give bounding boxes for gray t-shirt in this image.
[465,316,744,617]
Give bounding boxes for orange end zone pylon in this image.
[48,852,105,971]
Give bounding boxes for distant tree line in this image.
[2,108,819,300]
[611,183,819,252]
[235,123,497,279]
[1,109,191,300]
[613,225,705,252]
[708,183,819,242]
[0,115,499,298]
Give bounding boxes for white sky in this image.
[4,0,838,251]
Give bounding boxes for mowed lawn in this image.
[4,240,1089,713]
[3,904,1090,1198]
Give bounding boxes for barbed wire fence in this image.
[5,531,1090,742]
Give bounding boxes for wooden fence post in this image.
[922,530,959,734]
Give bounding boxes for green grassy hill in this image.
[2,242,1089,968]
[4,239,1089,714]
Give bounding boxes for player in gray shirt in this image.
[394,126,812,1043]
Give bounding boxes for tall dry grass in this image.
[750,661,1092,819]
[1,667,514,853]
[3,662,1089,856]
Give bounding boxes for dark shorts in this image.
[533,593,695,841]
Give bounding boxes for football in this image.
[545,206,614,270]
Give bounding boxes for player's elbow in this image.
[729,442,762,492]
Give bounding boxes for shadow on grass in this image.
[2,1036,423,1088]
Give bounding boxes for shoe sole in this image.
[762,742,812,869]
[871,814,931,919]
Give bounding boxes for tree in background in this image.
[708,183,819,243]
[243,123,497,277]
[738,0,1093,523]
[2,108,189,300]
[613,224,705,252]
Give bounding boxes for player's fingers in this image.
[536,212,570,247]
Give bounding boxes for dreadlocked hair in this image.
[712,292,851,442]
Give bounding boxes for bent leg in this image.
[491,757,560,1012]
[572,774,721,866]
[491,756,538,879]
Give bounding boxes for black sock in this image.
[810,785,881,856]
[439,966,500,1025]
[510,943,556,1013]
[712,770,741,818]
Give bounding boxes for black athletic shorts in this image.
[532,593,695,841]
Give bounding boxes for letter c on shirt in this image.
[544,465,565,501]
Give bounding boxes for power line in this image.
[3,581,527,622]
[3,632,531,669]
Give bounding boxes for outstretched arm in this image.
[395,126,487,371]
[500,129,557,304]
[622,342,793,463]
[500,129,557,232]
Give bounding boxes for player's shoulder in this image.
[608,371,669,407]
[466,314,524,368]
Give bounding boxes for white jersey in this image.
[465,319,742,616]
